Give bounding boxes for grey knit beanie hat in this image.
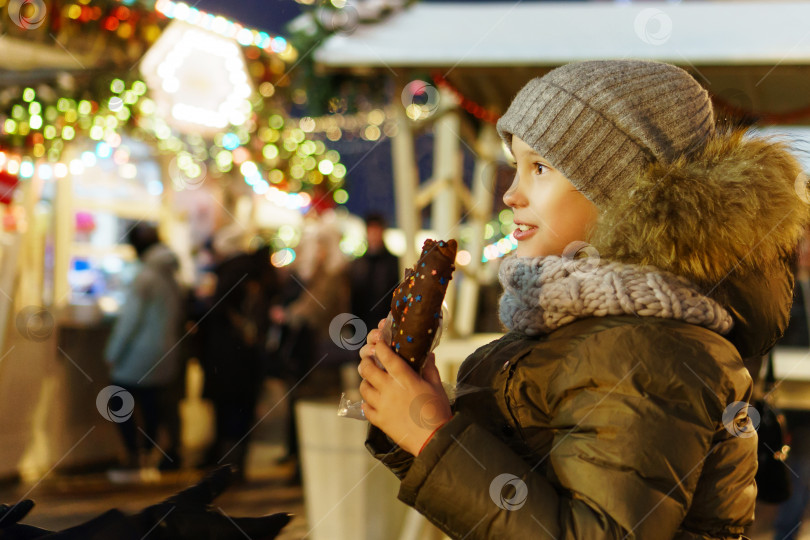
[496,59,715,209]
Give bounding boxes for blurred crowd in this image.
[102,212,401,485]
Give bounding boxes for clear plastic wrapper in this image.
[337,304,486,420]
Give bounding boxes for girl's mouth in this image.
[513,223,538,241]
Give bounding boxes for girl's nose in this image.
[503,172,526,208]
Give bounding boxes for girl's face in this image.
[504,136,599,258]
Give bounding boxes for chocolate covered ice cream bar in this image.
[389,239,457,373]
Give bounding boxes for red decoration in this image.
[0,170,19,206]
[432,71,500,125]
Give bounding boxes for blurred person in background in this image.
[104,224,185,481]
[349,213,401,333]
[197,225,278,480]
[269,219,350,479]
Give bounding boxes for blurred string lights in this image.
[0,0,361,211]
[154,0,296,61]
[0,74,352,210]
[0,79,148,180]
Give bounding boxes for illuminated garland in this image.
[0,73,352,210]
[154,0,296,61]
[432,71,500,125]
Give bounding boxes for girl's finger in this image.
[359,339,378,364]
[358,356,387,389]
[366,328,381,344]
[421,353,443,387]
[359,378,380,404]
[361,398,378,422]
[374,340,413,383]
[377,318,387,330]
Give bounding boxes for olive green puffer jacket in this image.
[366,127,810,539]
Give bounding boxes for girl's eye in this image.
[534,163,546,175]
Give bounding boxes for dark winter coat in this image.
[366,127,810,539]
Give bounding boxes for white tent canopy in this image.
[316,1,810,68]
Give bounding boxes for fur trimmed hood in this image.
[587,126,810,359]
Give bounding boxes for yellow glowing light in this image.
[259,82,275,97]
[318,159,334,175]
[269,169,283,184]
[132,81,148,95]
[333,189,349,204]
[455,250,472,266]
[299,117,316,132]
[300,140,316,155]
[4,119,17,134]
[61,126,75,140]
[262,144,278,160]
[365,125,381,141]
[368,109,385,125]
[332,163,347,179]
[269,115,284,130]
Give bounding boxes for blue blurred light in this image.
[222,133,240,151]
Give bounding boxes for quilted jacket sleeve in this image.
[365,423,415,480]
[387,325,741,540]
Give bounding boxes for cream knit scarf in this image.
[498,255,734,336]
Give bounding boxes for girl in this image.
[357,59,810,539]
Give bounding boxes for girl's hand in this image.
[357,325,452,456]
